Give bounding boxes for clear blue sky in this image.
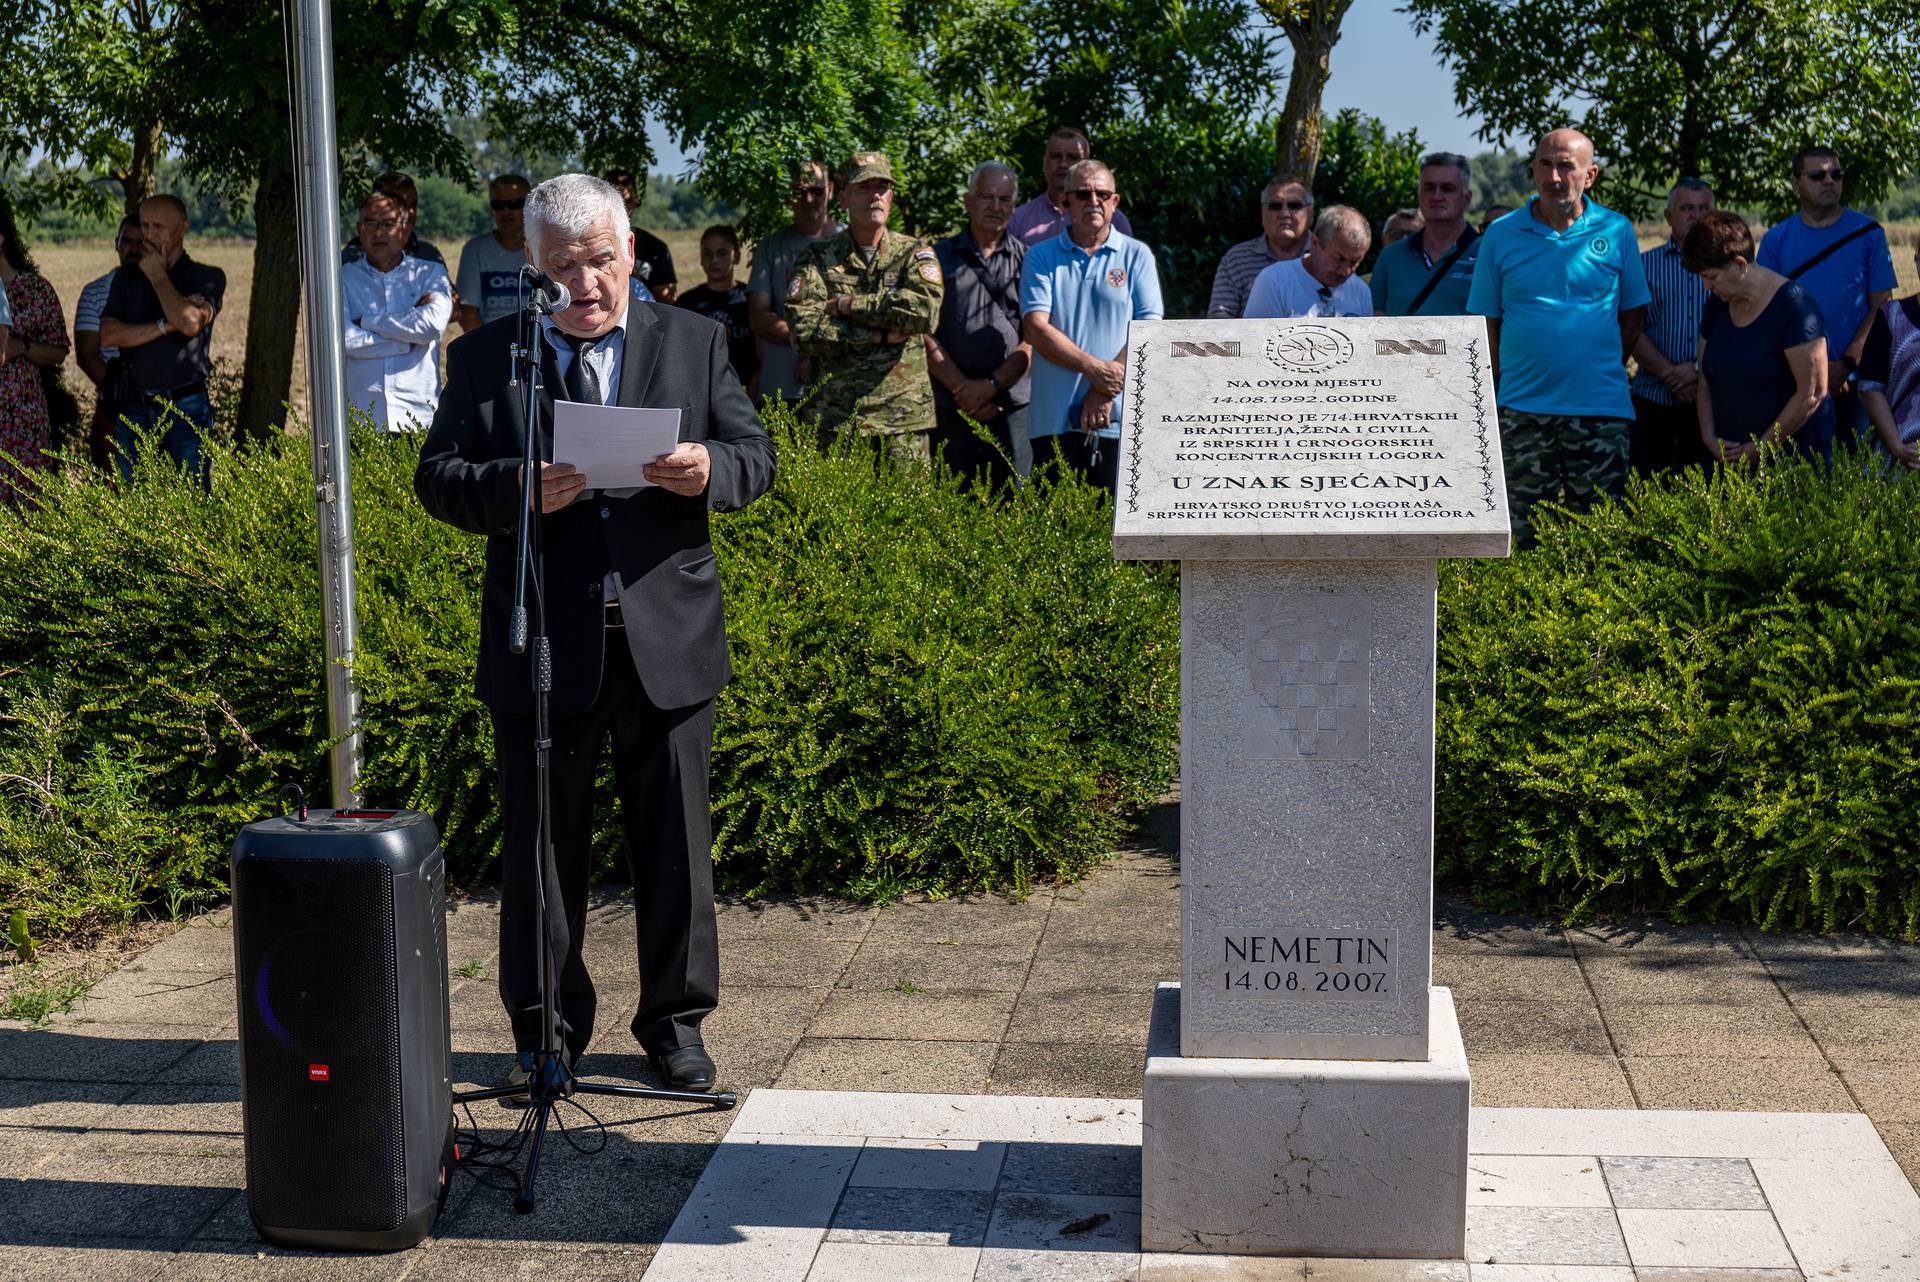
[647,0,1497,175]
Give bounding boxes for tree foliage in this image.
[1405,0,1920,216]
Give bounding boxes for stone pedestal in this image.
[1142,984,1470,1258]
[1113,315,1509,1262]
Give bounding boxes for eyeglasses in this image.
[793,185,828,198]
[490,197,526,211]
[1802,167,1844,182]
[357,217,404,233]
[1068,189,1118,204]
[1267,199,1310,212]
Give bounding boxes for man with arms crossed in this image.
[416,174,775,1096]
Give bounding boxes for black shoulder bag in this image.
[1784,221,1880,281]
[1405,240,1471,315]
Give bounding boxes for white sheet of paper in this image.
[551,401,683,490]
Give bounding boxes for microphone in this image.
[520,265,572,315]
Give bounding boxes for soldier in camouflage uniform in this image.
[787,152,944,465]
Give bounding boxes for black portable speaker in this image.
[230,808,453,1250]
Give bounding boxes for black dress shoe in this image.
[649,1045,717,1092]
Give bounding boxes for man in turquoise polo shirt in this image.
[1020,158,1164,492]
[1372,152,1480,317]
[1468,127,1649,543]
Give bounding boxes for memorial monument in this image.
[1116,315,1510,1259]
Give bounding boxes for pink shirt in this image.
[1008,192,1133,246]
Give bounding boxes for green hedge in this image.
[0,415,1181,938]
[1437,456,1920,938]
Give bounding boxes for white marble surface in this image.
[643,1088,1916,1281]
[1112,316,1510,561]
[1178,560,1438,1060]
[1142,984,1470,1258]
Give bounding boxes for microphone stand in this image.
[452,272,736,1215]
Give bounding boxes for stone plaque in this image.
[1212,928,1396,1002]
[1113,316,1509,560]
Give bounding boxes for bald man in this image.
[98,193,226,487]
[1467,128,1648,544]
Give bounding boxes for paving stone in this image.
[1787,998,1920,1060]
[806,1240,981,1281]
[1600,1003,1821,1060]
[1628,1270,1803,1281]
[1753,1153,1920,1276]
[1463,1054,1636,1109]
[998,1141,1141,1198]
[719,939,860,989]
[1302,1263,1468,1280]
[706,986,828,1046]
[159,1240,420,1280]
[807,991,1015,1042]
[987,1043,1149,1100]
[1003,989,1158,1046]
[131,921,235,973]
[73,967,238,1027]
[1464,1206,1629,1266]
[1568,922,1758,958]
[0,1078,134,1175]
[152,1034,242,1086]
[431,1134,715,1250]
[1431,953,1588,1002]
[1467,1267,1634,1281]
[713,898,879,942]
[848,1138,1007,1191]
[837,942,1036,994]
[643,1133,860,1282]
[1623,1055,1854,1112]
[1022,945,1181,995]
[1743,931,1920,1002]
[0,1243,179,1281]
[1464,1155,1610,1207]
[826,1185,994,1246]
[774,1039,997,1094]
[1837,1061,1920,1121]
[975,1245,1141,1280]
[1455,1000,1614,1058]
[0,1023,213,1084]
[983,1189,1143,1254]
[1871,1120,1920,1192]
[867,895,1055,948]
[1139,1256,1306,1280]
[67,1079,245,1157]
[1043,895,1180,947]
[1573,953,1783,1006]
[3,1149,239,1245]
[400,1244,650,1280]
[1431,906,1574,958]
[1616,1208,1796,1269]
[1600,1157,1765,1210]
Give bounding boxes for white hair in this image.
[968,160,1018,192]
[524,173,631,262]
[1063,158,1113,191]
[1314,204,1372,248]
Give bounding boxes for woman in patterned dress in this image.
[1861,238,1920,471]
[0,191,72,503]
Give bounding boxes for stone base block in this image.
[1141,982,1469,1258]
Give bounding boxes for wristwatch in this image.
[155,318,169,336]
[987,375,1003,393]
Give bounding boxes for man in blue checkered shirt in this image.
[1629,178,1715,473]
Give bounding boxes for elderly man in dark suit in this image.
[416,173,775,1095]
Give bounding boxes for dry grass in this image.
[34,228,712,424]
[35,225,1914,417]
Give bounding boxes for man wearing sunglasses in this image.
[1756,147,1897,449]
[1020,158,1163,491]
[1207,175,1313,319]
[455,173,532,333]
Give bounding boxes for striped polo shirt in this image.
[1631,240,1710,406]
[1208,236,1294,318]
[75,269,120,360]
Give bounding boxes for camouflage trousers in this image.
[1500,409,1629,545]
[846,427,933,468]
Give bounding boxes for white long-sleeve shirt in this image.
[343,254,452,432]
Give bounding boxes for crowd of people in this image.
[0,125,1916,532]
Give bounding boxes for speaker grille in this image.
[236,857,406,1231]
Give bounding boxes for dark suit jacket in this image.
[415,302,775,717]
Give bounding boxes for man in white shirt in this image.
[343,190,452,433]
[1244,205,1374,319]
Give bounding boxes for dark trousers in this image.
[492,621,719,1064]
[1036,420,1120,493]
[1630,394,1710,474]
[932,404,1031,490]
[1832,384,1870,451]
[114,390,213,490]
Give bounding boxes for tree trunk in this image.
[122,117,164,218]
[236,161,300,445]
[1269,0,1352,187]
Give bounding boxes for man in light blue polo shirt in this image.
[1757,146,1897,448]
[1020,158,1163,492]
[1468,127,1649,543]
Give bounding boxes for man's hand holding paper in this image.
[551,401,686,492]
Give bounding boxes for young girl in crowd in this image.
[675,224,759,396]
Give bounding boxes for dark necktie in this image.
[561,331,603,404]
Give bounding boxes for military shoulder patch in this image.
[912,247,937,261]
[917,260,942,283]
[787,274,805,301]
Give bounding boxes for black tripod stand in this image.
[452,269,736,1214]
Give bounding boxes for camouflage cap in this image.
[841,152,894,186]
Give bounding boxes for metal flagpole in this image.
[287,0,363,806]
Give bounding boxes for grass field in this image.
[33,228,710,426]
[30,224,1918,425]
